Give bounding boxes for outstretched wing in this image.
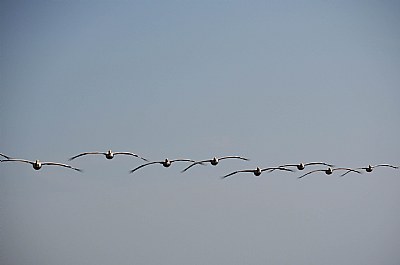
[218,156,249,161]
[276,164,297,168]
[221,169,254,179]
[304,162,334,167]
[68,152,105,161]
[373,164,398,169]
[1,158,34,165]
[170,159,197,163]
[181,160,209,173]
[298,169,324,179]
[42,162,82,172]
[0,153,12,159]
[114,152,148,161]
[336,168,362,177]
[129,161,161,173]
[261,167,293,172]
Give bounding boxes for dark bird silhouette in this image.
[181,156,249,172]
[69,150,148,161]
[276,162,334,171]
[1,159,82,172]
[298,167,361,179]
[340,164,398,176]
[0,153,12,160]
[130,158,197,173]
[222,166,293,179]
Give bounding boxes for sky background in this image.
[1,1,400,264]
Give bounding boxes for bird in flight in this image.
[69,150,148,161]
[340,164,398,176]
[130,158,197,173]
[275,162,334,171]
[298,167,361,179]
[1,159,82,172]
[221,166,293,179]
[181,156,249,172]
[0,153,12,159]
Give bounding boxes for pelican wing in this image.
[0,158,34,165]
[129,161,161,173]
[261,167,294,172]
[304,162,334,167]
[0,153,12,159]
[68,152,105,161]
[373,164,398,169]
[42,162,82,172]
[340,167,365,177]
[114,152,149,161]
[218,156,249,161]
[221,169,255,179]
[276,164,297,168]
[170,159,197,163]
[298,169,324,179]
[181,160,209,173]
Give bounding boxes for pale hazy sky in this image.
[1,1,400,264]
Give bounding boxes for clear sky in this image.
[1,1,400,264]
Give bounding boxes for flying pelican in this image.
[69,150,148,161]
[0,153,12,159]
[276,162,334,171]
[298,167,361,179]
[181,156,249,172]
[130,158,197,173]
[340,164,398,177]
[221,166,293,179]
[1,159,82,172]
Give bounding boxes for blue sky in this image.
[1,1,400,264]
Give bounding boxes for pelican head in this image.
[254,167,262,176]
[325,167,333,175]
[211,157,219,166]
[366,165,373,172]
[33,160,42,170]
[162,159,171,167]
[297,163,305,170]
[105,150,114,159]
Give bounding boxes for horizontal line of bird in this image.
[0,151,398,179]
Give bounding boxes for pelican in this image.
[221,166,293,179]
[276,162,334,171]
[340,164,398,176]
[130,158,197,173]
[69,150,148,161]
[1,159,82,172]
[181,156,249,172]
[298,167,361,179]
[0,153,12,159]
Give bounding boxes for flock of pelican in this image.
[0,151,398,179]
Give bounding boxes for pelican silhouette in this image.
[0,153,12,160]
[181,156,249,172]
[276,162,334,171]
[340,164,398,176]
[1,159,82,172]
[69,150,148,161]
[221,166,293,179]
[298,167,361,179]
[130,158,197,173]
